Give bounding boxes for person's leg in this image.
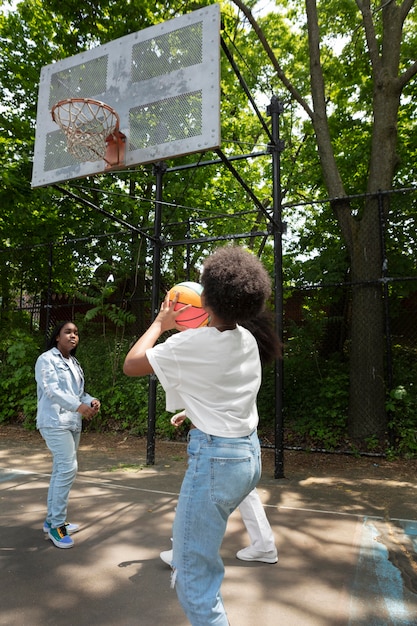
[172,430,261,626]
[45,453,58,526]
[40,428,80,528]
[237,488,278,563]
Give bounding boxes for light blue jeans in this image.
[40,428,80,528]
[172,428,261,626]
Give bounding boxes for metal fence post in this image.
[267,96,285,479]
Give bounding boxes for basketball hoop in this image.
[51,98,126,168]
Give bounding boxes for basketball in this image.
[168,281,209,328]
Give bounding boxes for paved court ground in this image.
[1,427,416,625]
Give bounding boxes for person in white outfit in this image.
[237,488,277,561]
[160,410,278,565]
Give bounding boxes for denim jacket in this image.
[35,347,95,432]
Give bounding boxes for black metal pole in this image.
[44,242,53,348]
[377,190,393,388]
[267,96,285,479]
[377,190,394,446]
[146,161,166,465]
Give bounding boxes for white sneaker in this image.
[160,549,173,566]
[43,521,80,535]
[236,546,278,564]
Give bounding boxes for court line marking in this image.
[1,467,415,524]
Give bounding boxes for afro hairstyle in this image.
[200,246,272,324]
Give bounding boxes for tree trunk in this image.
[231,0,417,442]
[347,199,386,438]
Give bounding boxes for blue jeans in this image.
[172,428,261,626]
[40,428,80,528]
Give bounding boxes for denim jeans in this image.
[40,428,80,528]
[172,428,261,626]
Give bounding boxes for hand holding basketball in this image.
[155,291,191,332]
[168,282,209,329]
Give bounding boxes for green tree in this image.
[0,0,272,338]
[2,0,416,445]
[232,0,417,439]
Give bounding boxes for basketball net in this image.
[51,98,125,168]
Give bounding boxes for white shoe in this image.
[43,521,80,535]
[236,546,278,564]
[160,549,173,566]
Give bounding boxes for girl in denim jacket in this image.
[35,321,100,548]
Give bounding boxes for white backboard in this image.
[31,4,221,187]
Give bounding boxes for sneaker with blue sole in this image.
[48,524,74,549]
[43,521,79,535]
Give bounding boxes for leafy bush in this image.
[75,333,178,437]
[386,345,417,458]
[283,351,349,450]
[1,324,416,458]
[0,329,40,427]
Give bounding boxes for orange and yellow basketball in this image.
[168,281,209,328]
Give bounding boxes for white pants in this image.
[238,488,276,552]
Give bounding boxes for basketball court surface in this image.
[1,430,416,626]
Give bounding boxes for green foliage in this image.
[386,344,417,458]
[1,319,417,457]
[283,342,349,451]
[0,329,40,427]
[257,364,276,424]
[76,285,136,332]
[74,334,174,436]
[386,384,417,459]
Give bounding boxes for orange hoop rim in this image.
[50,97,125,166]
[51,97,120,134]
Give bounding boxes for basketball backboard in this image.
[31,4,221,188]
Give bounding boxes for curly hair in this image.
[201,246,272,324]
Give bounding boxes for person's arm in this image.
[77,402,98,419]
[123,292,189,377]
[171,410,187,427]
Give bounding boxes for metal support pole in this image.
[377,190,392,388]
[146,161,166,465]
[267,96,285,479]
[44,242,53,348]
[377,190,394,446]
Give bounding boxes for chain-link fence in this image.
[280,187,417,454]
[1,187,416,456]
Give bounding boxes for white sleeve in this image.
[146,345,184,412]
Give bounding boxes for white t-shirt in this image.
[146,325,261,437]
[64,356,82,390]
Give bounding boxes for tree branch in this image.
[230,0,314,119]
[399,0,416,22]
[398,59,417,89]
[356,0,382,72]
[397,0,417,88]
[304,0,346,197]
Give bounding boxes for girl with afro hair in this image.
[124,245,281,626]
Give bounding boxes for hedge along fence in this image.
[1,188,417,457]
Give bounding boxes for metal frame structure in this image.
[57,90,285,479]
[35,8,286,478]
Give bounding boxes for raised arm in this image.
[123,292,189,377]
